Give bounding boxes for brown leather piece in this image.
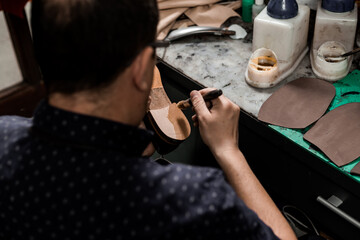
[149,88,171,109]
[304,102,360,167]
[258,78,335,129]
[149,103,191,141]
[145,66,191,154]
[351,161,360,176]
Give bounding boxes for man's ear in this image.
[131,46,154,92]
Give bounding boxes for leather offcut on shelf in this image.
[258,78,336,129]
[304,102,360,167]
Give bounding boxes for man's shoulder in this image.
[0,115,32,129]
[0,115,32,144]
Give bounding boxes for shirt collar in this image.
[32,100,154,157]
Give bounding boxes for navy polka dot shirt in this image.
[0,101,278,239]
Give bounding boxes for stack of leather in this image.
[157,0,241,39]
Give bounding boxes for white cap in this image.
[255,0,264,5]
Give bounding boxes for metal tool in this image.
[165,25,244,42]
[176,89,223,110]
[324,47,360,62]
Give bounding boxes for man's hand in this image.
[191,89,297,240]
[190,88,240,157]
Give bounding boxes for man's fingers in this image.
[198,88,216,95]
[199,88,217,110]
[192,102,212,111]
[192,114,198,127]
[190,90,211,118]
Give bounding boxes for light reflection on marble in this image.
[157,35,316,117]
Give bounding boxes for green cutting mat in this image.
[268,70,360,183]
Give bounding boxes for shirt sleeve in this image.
[163,164,280,240]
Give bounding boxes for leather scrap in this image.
[351,161,360,176]
[157,0,241,40]
[185,4,239,27]
[304,102,360,167]
[158,0,220,10]
[258,78,336,129]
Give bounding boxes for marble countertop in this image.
[157,34,317,117]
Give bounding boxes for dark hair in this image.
[31,0,159,94]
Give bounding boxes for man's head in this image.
[31,0,159,94]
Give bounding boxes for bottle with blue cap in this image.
[246,0,310,88]
[310,0,358,81]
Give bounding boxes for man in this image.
[0,0,296,239]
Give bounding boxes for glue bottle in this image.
[242,0,254,22]
[247,0,310,88]
[252,0,310,66]
[310,0,357,81]
[312,0,357,54]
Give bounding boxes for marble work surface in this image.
[157,35,318,117]
[157,34,358,117]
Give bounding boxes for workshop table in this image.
[156,33,360,239]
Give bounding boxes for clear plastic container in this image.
[252,0,266,21]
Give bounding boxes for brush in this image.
[176,89,223,110]
[324,47,360,62]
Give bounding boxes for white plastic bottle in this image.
[246,0,310,88]
[310,0,358,81]
[252,0,266,21]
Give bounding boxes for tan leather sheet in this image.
[304,102,360,167]
[157,0,241,40]
[184,4,239,27]
[258,78,335,129]
[158,0,220,10]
